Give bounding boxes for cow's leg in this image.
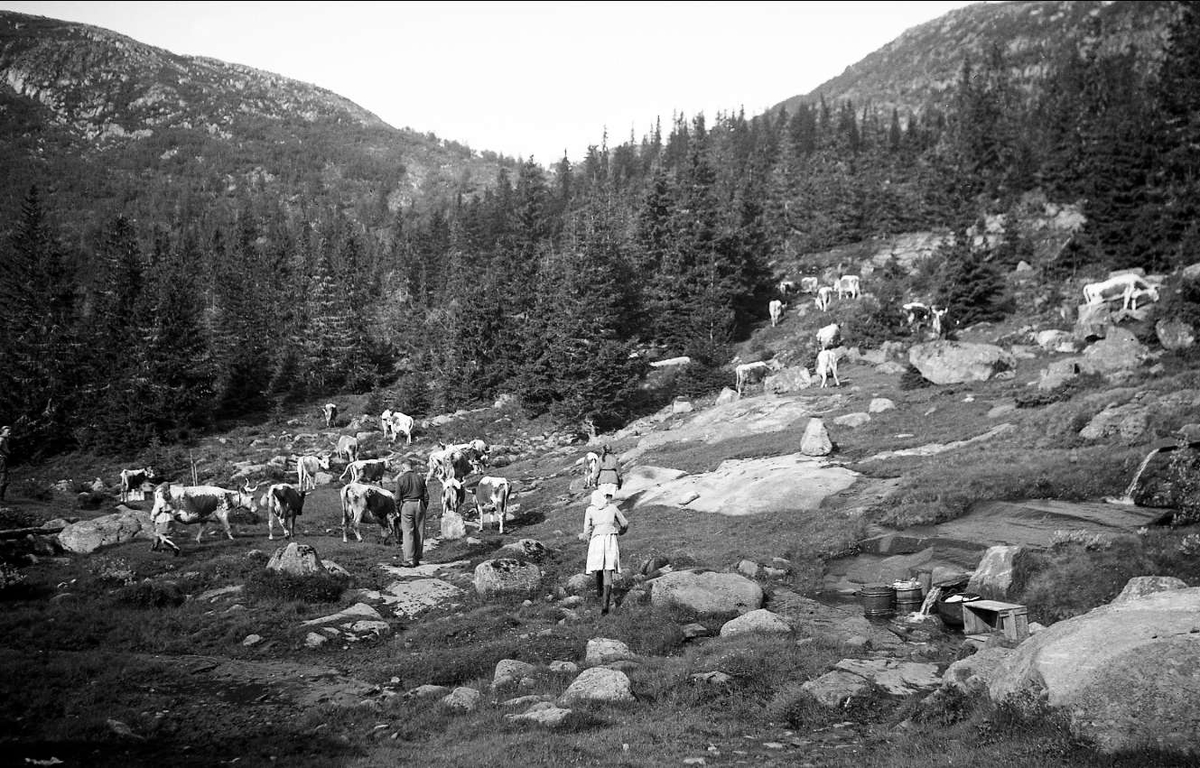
[832,366,841,387]
[195,522,206,543]
[217,508,234,540]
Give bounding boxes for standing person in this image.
[394,461,429,567]
[596,444,622,497]
[582,488,629,615]
[0,425,10,502]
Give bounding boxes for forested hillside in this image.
[2,1,1199,461]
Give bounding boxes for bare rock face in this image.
[473,558,542,598]
[908,341,1015,385]
[57,508,151,554]
[647,570,763,617]
[984,586,1200,755]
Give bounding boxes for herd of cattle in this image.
[127,409,511,555]
[740,267,1163,397]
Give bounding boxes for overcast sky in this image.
[1,1,982,164]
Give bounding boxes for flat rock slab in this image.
[627,454,858,515]
[932,499,1169,548]
[379,560,470,579]
[367,579,466,618]
[833,658,942,696]
[154,653,381,709]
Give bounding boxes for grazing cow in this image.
[335,435,359,463]
[339,482,399,544]
[778,279,799,297]
[295,454,330,492]
[261,483,308,540]
[836,275,861,300]
[440,476,465,517]
[322,403,338,428]
[583,451,600,489]
[386,411,416,444]
[469,476,512,534]
[119,466,157,502]
[426,440,488,483]
[735,360,782,397]
[149,482,260,549]
[769,299,786,328]
[815,286,834,312]
[339,455,395,484]
[816,348,841,388]
[1082,273,1160,310]
[800,276,820,294]
[816,323,841,350]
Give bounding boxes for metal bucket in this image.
[894,580,924,614]
[860,583,895,618]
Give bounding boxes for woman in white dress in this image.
[583,488,629,615]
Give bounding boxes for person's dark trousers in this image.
[400,500,425,566]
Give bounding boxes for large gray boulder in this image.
[266,543,329,576]
[1079,327,1150,377]
[57,507,152,554]
[718,608,793,637]
[558,667,635,706]
[1156,319,1195,351]
[765,367,812,394]
[474,558,542,598]
[1078,401,1152,444]
[800,418,832,457]
[966,545,1022,601]
[648,570,763,617]
[983,586,1200,755]
[908,341,1015,385]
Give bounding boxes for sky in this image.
[0,1,983,164]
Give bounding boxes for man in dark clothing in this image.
[0,426,10,502]
[394,461,429,567]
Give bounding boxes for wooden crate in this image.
[962,600,1029,641]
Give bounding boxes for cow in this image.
[816,323,841,350]
[426,440,488,483]
[1082,273,1160,310]
[440,476,465,517]
[583,451,600,489]
[903,301,931,330]
[931,306,949,338]
[800,276,820,294]
[386,411,416,444]
[261,483,308,540]
[339,482,400,544]
[119,466,157,502]
[836,275,861,300]
[295,454,330,492]
[380,408,394,439]
[335,435,359,463]
[769,299,786,328]
[816,348,841,388]
[815,285,834,312]
[735,360,782,397]
[468,476,511,534]
[322,403,338,428]
[778,279,799,297]
[149,482,259,549]
[339,455,395,485]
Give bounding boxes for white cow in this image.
[339,455,395,485]
[931,306,949,337]
[815,286,834,312]
[769,299,786,327]
[149,482,259,550]
[816,348,841,388]
[321,403,338,428]
[380,408,394,439]
[816,323,840,350]
[1082,273,1160,310]
[386,411,415,444]
[469,476,512,534]
[335,435,359,463]
[295,454,330,492]
[583,451,600,489]
[735,360,782,396]
[440,476,465,517]
[836,275,861,300]
[778,279,798,297]
[799,277,820,294]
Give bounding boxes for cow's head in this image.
[240,482,260,513]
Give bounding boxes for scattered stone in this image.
[690,671,733,685]
[242,634,263,647]
[585,637,635,666]
[966,546,1022,601]
[800,419,833,457]
[441,511,467,540]
[505,705,573,727]
[441,687,482,711]
[57,508,151,554]
[549,660,578,675]
[648,570,764,617]
[301,603,382,627]
[1156,319,1196,351]
[266,543,332,576]
[681,623,711,640]
[558,667,635,706]
[304,632,328,648]
[473,558,542,598]
[498,539,550,562]
[908,341,1016,385]
[1111,575,1188,604]
[719,608,793,637]
[407,684,451,699]
[868,398,895,413]
[493,659,538,689]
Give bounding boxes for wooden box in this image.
[962,600,1029,641]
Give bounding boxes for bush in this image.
[244,569,348,603]
[115,579,187,608]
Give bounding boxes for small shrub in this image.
[244,569,348,603]
[115,579,186,608]
[766,682,826,728]
[899,366,932,390]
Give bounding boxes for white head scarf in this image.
[589,489,610,507]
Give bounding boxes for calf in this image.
[295,454,330,492]
[340,456,394,484]
[769,299,786,328]
[469,476,511,534]
[322,403,339,428]
[340,482,400,544]
[735,360,781,396]
[816,348,841,388]
[815,285,833,312]
[119,466,157,502]
[262,483,308,540]
[1082,272,1159,310]
[440,476,465,517]
[583,451,600,489]
[335,435,359,463]
[149,482,259,550]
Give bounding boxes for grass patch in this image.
[244,569,349,603]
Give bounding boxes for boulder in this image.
[833,413,871,428]
[1111,575,1188,604]
[474,558,542,598]
[1079,327,1149,377]
[493,659,538,689]
[57,508,152,554]
[505,705,573,727]
[765,367,812,394]
[558,667,635,706]
[266,543,330,576]
[498,539,550,562]
[868,398,895,413]
[585,637,636,666]
[966,545,1022,601]
[800,418,833,457]
[1156,319,1196,352]
[1074,302,1111,340]
[718,608,793,637]
[441,687,482,711]
[908,341,1015,385]
[1034,329,1082,354]
[1079,401,1152,444]
[1036,358,1082,391]
[440,511,467,540]
[983,586,1200,755]
[648,570,763,617]
[714,387,739,405]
